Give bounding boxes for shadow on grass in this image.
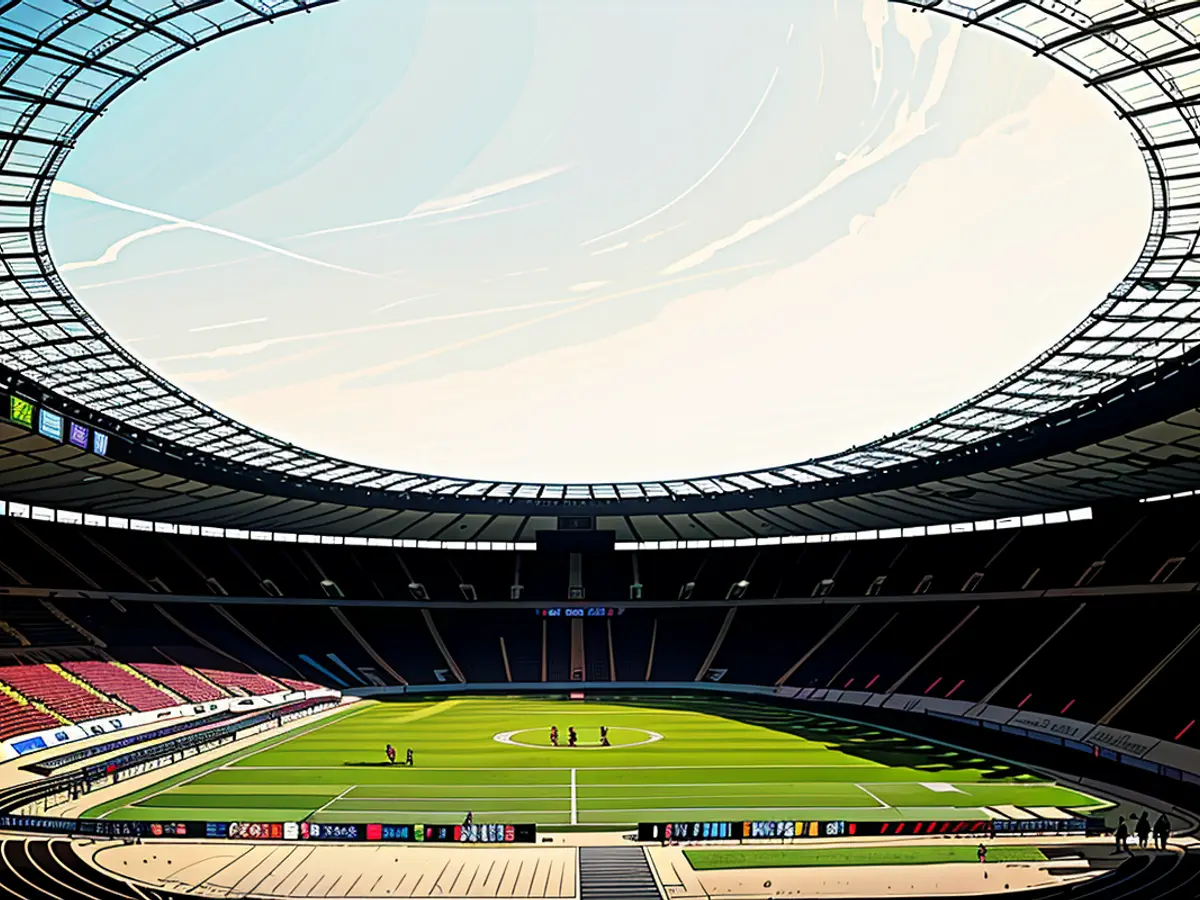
[367,690,1037,782]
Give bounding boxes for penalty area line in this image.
[855,784,890,810]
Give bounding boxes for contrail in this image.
[580,37,785,247]
[295,165,571,239]
[59,222,187,272]
[51,181,390,281]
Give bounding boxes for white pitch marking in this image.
[103,705,367,818]
[310,785,356,819]
[921,782,965,793]
[855,784,890,809]
[570,769,578,826]
[492,728,663,750]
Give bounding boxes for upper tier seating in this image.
[61,661,176,712]
[198,668,281,696]
[133,663,227,703]
[0,665,123,723]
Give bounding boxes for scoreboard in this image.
[535,607,622,617]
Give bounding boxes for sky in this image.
[47,0,1149,484]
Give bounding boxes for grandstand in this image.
[1,0,1200,898]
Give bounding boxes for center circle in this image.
[493,726,663,750]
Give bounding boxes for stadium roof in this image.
[1,0,1199,532]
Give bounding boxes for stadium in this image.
[0,0,1199,898]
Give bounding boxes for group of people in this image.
[548,725,610,747]
[1114,811,1171,852]
[385,744,414,766]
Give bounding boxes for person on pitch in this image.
[600,725,609,747]
[568,726,577,747]
[550,725,558,747]
[463,810,474,827]
[406,747,414,766]
[386,743,396,765]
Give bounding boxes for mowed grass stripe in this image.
[89,696,1110,826]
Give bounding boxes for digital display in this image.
[0,814,535,844]
[38,408,63,441]
[93,431,109,456]
[10,395,33,428]
[536,607,622,617]
[304,822,359,841]
[637,819,1092,843]
[68,421,89,449]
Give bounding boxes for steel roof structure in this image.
[0,0,1199,528]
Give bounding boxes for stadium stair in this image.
[330,607,406,684]
[422,610,465,683]
[40,599,104,647]
[0,621,29,647]
[210,604,304,678]
[695,608,736,681]
[579,847,662,900]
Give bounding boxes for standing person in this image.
[977,843,987,864]
[1154,813,1171,851]
[568,726,577,747]
[406,747,414,766]
[386,743,396,765]
[550,726,558,747]
[1136,812,1151,850]
[1114,817,1129,854]
[600,725,609,747]
[463,810,473,827]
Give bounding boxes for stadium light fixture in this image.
[408,582,429,601]
[727,580,750,600]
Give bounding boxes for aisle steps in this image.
[579,847,661,900]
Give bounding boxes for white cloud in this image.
[581,60,782,247]
[591,242,629,256]
[210,71,1148,483]
[662,24,961,275]
[59,223,187,271]
[189,317,268,333]
[569,281,610,292]
[51,181,389,280]
[295,164,570,238]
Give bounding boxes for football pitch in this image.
[83,696,1109,827]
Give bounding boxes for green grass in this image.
[685,845,1048,869]
[83,695,1108,826]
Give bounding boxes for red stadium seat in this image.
[0,665,123,723]
[197,668,282,697]
[132,663,228,703]
[61,661,177,712]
